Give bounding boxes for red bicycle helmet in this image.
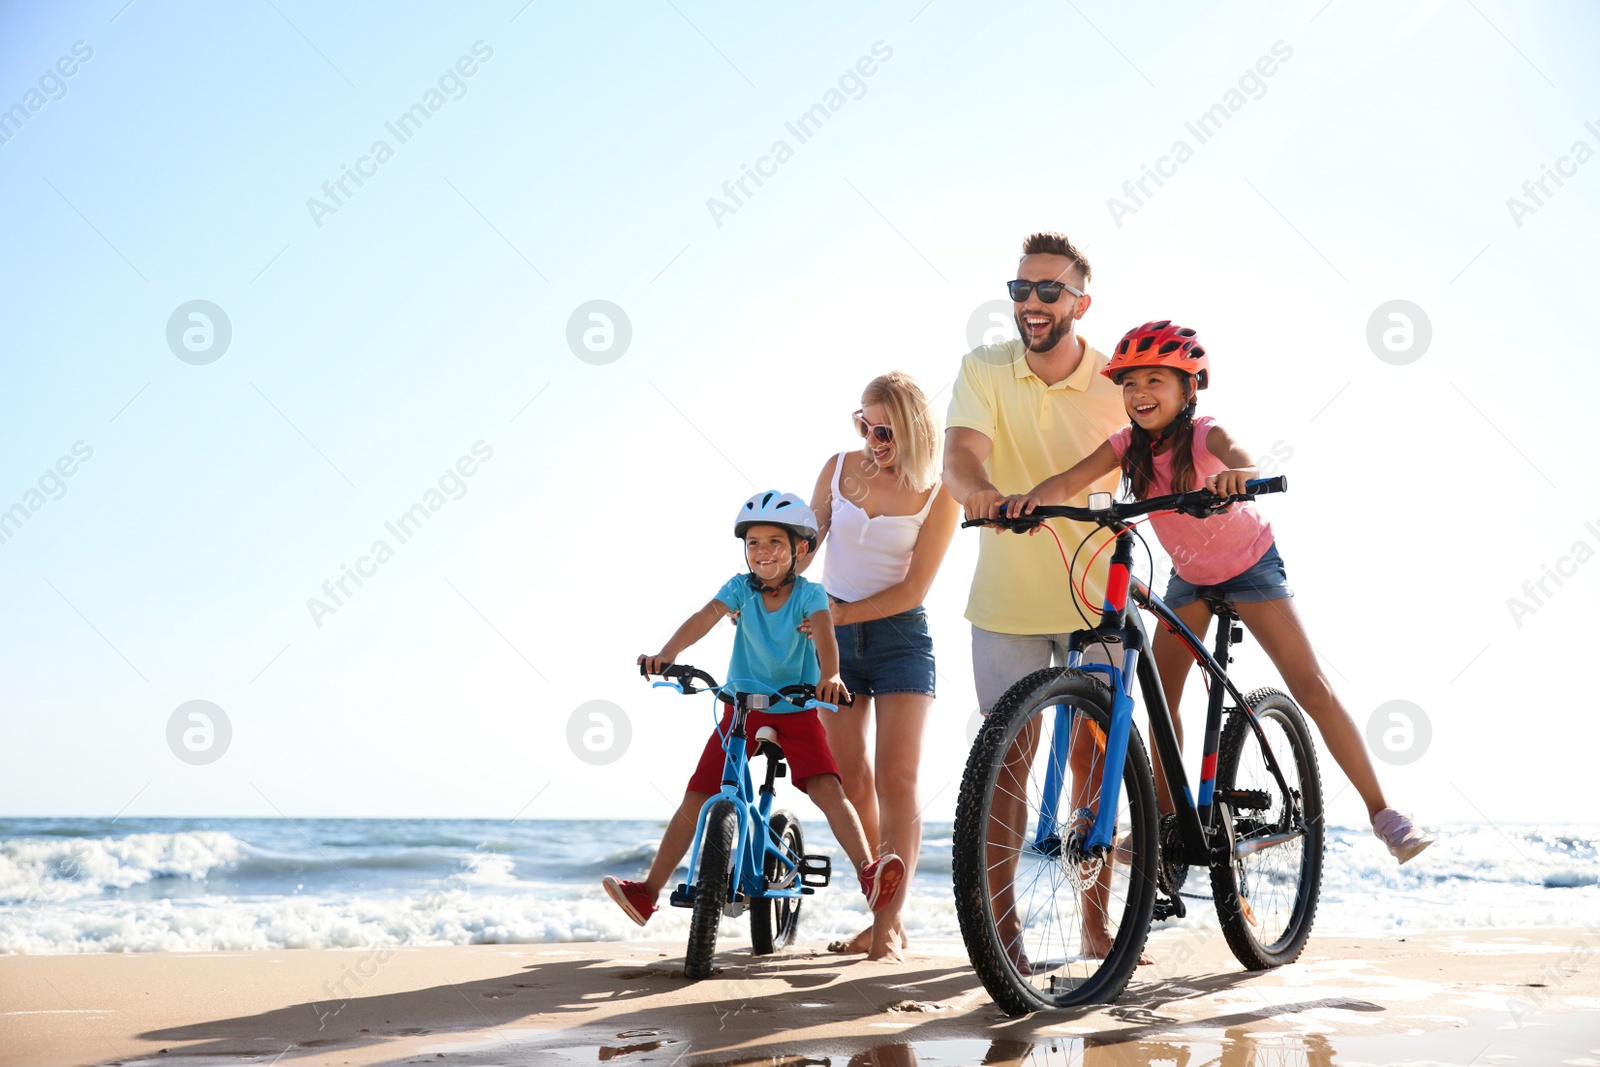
[1103,320,1209,389]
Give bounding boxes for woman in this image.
[797,371,960,961]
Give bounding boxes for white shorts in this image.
[971,625,1114,715]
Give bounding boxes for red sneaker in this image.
[859,854,906,912]
[602,876,657,926]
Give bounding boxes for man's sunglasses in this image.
[1007,279,1085,303]
[853,410,893,445]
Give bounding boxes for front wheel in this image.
[749,810,804,954]
[1210,688,1324,969]
[684,798,738,980]
[952,667,1159,1014]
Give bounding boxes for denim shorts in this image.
[1163,542,1292,609]
[834,603,937,698]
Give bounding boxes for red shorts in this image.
[685,705,840,796]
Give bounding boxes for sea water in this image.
[0,817,1594,954]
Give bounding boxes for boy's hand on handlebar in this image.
[637,653,674,676]
[815,676,851,707]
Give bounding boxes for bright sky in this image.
[2,1,1597,832]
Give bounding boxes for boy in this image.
[603,490,905,925]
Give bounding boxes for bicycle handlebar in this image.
[640,662,855,709]
[961,476,1288,533]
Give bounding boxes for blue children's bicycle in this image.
[953,477,1324,1013]
[643,663,838,980]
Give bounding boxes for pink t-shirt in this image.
[1108,416,1275,586]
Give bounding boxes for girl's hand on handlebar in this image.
[1204,469,1256,498]
[637,653,674,676]
[815,676,851,707]
[999,494,1046,529]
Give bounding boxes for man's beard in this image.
[1016,309,1075,353]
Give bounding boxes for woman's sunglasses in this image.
[853,410,893,445]
[1006,279,1085,303]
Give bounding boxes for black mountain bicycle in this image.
[952,477,1324,1013]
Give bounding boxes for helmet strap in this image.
[1149,376,1198,451]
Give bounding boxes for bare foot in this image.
[1082,924,1154,965]
[829,919,909,956]
[997,921,1033,976]
[827,927,871,954]
[1006,939,1033,976]
[866,929,905,962]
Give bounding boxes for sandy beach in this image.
[3,927,1597,1066]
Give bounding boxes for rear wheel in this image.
[684,798,738,980]
[749,810,804,954]
[952,667,1159,1014]
[1210,688,1324,969]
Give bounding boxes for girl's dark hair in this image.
[1119,378,1198,500]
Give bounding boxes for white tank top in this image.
[822,451,939,602]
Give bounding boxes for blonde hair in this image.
[861,371,940,493]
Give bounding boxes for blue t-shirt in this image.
[714,573,831,701]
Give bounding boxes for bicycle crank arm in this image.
[1232,829,1304,860]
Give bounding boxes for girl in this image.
[1000,320,1431,863]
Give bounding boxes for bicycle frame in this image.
[1037,525,1301,868]
[679,695,806,913]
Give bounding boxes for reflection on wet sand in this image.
[742,1027,1341,1066]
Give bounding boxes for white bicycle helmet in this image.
[734,490,819,550]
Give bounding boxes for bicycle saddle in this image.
[753,725,784,759]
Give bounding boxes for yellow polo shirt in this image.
[946,338,1128,634]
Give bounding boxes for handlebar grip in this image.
[1245,475,1288,495]
[641,662,720,693]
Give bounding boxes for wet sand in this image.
[2,927,1597,1065]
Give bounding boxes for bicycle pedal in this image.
[1215,788,1271,812]
[798,853,832,888]
[669,884,695,909]
[1152,894,1187,921]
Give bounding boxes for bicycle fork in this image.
[1037,532,1143,858]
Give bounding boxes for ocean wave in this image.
[2,820,1597,954]
[0,881,962,955]
[0,831,247,905]
[1543,869,1598,889]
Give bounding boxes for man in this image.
[942,231,1127,965]
[944,231,1125,704]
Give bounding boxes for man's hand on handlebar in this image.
[961,489,1007,530]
